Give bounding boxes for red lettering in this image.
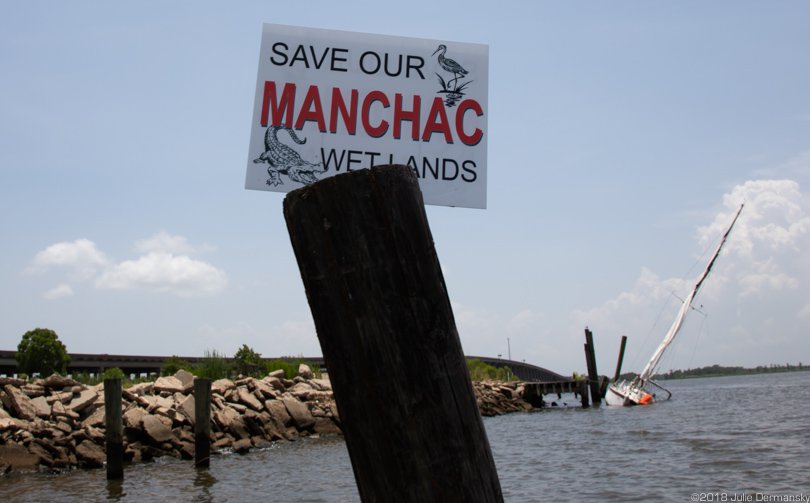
[260,81,296,128]
[421,97,453,143]
[455,99,484,146]
[361,91,390,138]
[294,85,327,132]
[393,93,420,140]
[329,88,358,135]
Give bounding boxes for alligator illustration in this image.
[252,125,326,186]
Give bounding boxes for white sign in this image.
[245,24,489,209]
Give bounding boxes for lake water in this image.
[1,372,808,502]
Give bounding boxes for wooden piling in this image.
[613,335,628,382]
[584,328,601,405]
[104,378,124,480]
[194,377,211,468]
[284,165,504,503]
[579,379,590,408]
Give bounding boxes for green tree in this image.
[101,367,126,380]
[233,344,262,377]
[16,328,70,376]
[161,355,193,376]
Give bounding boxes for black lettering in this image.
[384,53,403,77]
[407,55,425,79]
[331,48,349,72]
[270,42,289,66]
[310,46,329,69]
[360,51,381,75]
[365,151,380,167]
[442,159,459,180]
[320,148,347,172]
[347,150,363,170]
[422,157,439,179]
[461,160,477,182]
[291,45,309,68]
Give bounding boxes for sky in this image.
[2,1,809,377]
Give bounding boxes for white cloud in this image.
[134,231,214,255]
[27,238,110,279]
[95,251,227,296]
[42,283,74,300]
[27,233,227,298]
[574,177,810,370]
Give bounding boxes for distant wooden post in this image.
[584,328,601,405]
[579,379,590,408]
[284,166,504,503]
[194,378,212,468]
[104,378,124,480]
[613,335,628,382]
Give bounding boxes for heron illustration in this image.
[433,44,469,91]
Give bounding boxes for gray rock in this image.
[282,397,315,430]
[262,376,285,391]
[142,414,174,443]
[232,438,252,454]
[177,394,195,424]
[75,440,105,468]
[30,396,51,418]
[153,376,185,394]
[174,369,195,393]
[237,387,263,411]
[41,374,79,390]
[211,378,236,395]
[123,406,147,429]
[69,389,98,414]
[3,385,38,421]
[265,399,292,426]
[298,363,314,379]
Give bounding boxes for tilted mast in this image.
[637,204,744,382]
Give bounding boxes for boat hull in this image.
[606,381,654,406]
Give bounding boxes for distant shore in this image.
[616,363,810,381]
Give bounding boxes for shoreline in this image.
[1,369,534,475]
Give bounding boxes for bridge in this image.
[0,350,566,382]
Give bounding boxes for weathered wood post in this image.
[194,377,212,468]
[284,165,504,503]
[579,379,590,408]
[584,328,601,405]
[613,335,628,382]
[104,377,124,480]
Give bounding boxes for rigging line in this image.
[687,310,709,371]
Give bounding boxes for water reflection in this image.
[106,478,125,500]
[193,467,217,503]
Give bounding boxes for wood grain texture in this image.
[284,165,503,503]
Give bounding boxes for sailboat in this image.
[605,204,744,406]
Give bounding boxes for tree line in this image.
[13,328,516,383]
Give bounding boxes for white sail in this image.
[638,203,743,381]
[608,203,744,405]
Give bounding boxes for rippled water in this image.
[1,372,808,502]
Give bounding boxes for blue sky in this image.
[2,1,809,376]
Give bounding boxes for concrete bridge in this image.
[0,350,566,382]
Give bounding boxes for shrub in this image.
[161,355,193,376]
[16,328,70,376]
[233,344,262,377]
[101,367,126,380]
[466,358,513,382]
[195,350,231,380]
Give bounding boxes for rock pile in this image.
[0,365,340,473]
[473,380,534,416]
[0,368,535,474]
